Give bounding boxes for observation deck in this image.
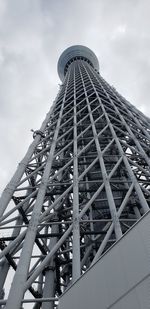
[57,45,99,81]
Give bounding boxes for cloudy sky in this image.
[0,0,150,193]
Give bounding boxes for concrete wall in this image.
[58,211,150,309]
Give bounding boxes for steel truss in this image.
[0,46,150,309]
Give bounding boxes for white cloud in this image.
[0,0,150,193]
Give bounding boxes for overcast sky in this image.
[0,0,150,193]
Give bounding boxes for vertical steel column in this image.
[42,222,58,309]
[72,63,80,281]
[79,62,122,240]
[4,70,71,309]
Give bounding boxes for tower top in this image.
[57,45,99,81]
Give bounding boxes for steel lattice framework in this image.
[0,45,150,309]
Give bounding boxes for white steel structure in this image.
[0,45,150,308]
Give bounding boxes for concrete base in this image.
[58,211,150,309]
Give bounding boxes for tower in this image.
[0,45,150,309]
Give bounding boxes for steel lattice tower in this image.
[0,45,150,309]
